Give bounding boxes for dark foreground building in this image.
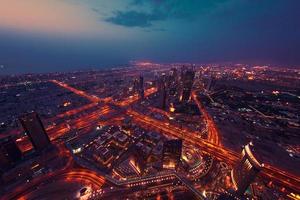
[180,68,195,102]
[0,136,22,171]
[19,112,51,152]
[162,139,182,170]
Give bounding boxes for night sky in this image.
[0,0,299,74]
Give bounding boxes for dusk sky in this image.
[0,0,299,74]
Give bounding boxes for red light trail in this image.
[11,79,299,195]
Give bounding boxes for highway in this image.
[115,87,157,106]
[3,169,105,200]
[51,80,102,103]
[9,79,299,199]
[16,105,112,152]
[127,108,300,192]
[191,90,221,146]
[52,80,300,193]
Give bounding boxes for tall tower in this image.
[0,136,22,170]
[160,84,167,110]
[168,68,179,96]
[157,76,167,110]
[139,75,144,99]
[19,112,51,152]
[133,78,139,93]
[231,143,262,196]
[206,76,216,92]
[180,68,195,102]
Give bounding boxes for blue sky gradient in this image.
[0,0,299,74]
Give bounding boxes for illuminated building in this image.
[231,143,262,196]
[112,131,129,148]
[133,78,139,93]
[93,147,113,166]
[144,132,161,145]
[168,68,179,96]
[180,68,195,102]
[19,112,51,152]
[162,139,182,170]
[129,145,148,176]
[0,136,22,170]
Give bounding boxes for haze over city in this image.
[0,0,300,74]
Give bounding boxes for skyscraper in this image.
[19,112,51,152]
[159,84,167,110]
[0,136,22,170]
[139,75,144,99]
[162,139,182,170]
[206,76,216,92]
[231,143,262,196]
[133,78,139,93]
[180,68,195,102]
[167,69,176,87]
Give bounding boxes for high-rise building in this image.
[167,68,176,86]
[231,143,262,196]
[157,74,166,92]
[180,69,195,102]
[133,78,139,93]
[159,84,167,110]
[168,68,179,96]
[139,75,144,99]
[206,76,216,92]
[160,84,167,110]
[19,112,51,152]
[0,136,22,170]
[162,139,182,170]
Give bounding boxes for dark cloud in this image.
[105,10,165,27]
[106,0,227,28]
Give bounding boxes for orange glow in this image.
[287,193,300,200]
[63,102,71,107]
[248,76,254,80]
[191,91,221,146]
[115,87,157,107]
[169,103,175,112]
[0,0,97,35]
[129,159,141,174]
[156,194,162,200]
[163,162,176,169]
[272,90,280,95]
[17,197,27,200]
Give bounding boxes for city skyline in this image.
[1,0,300,74]
[0,1,300,199]
[0,63,299,199]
